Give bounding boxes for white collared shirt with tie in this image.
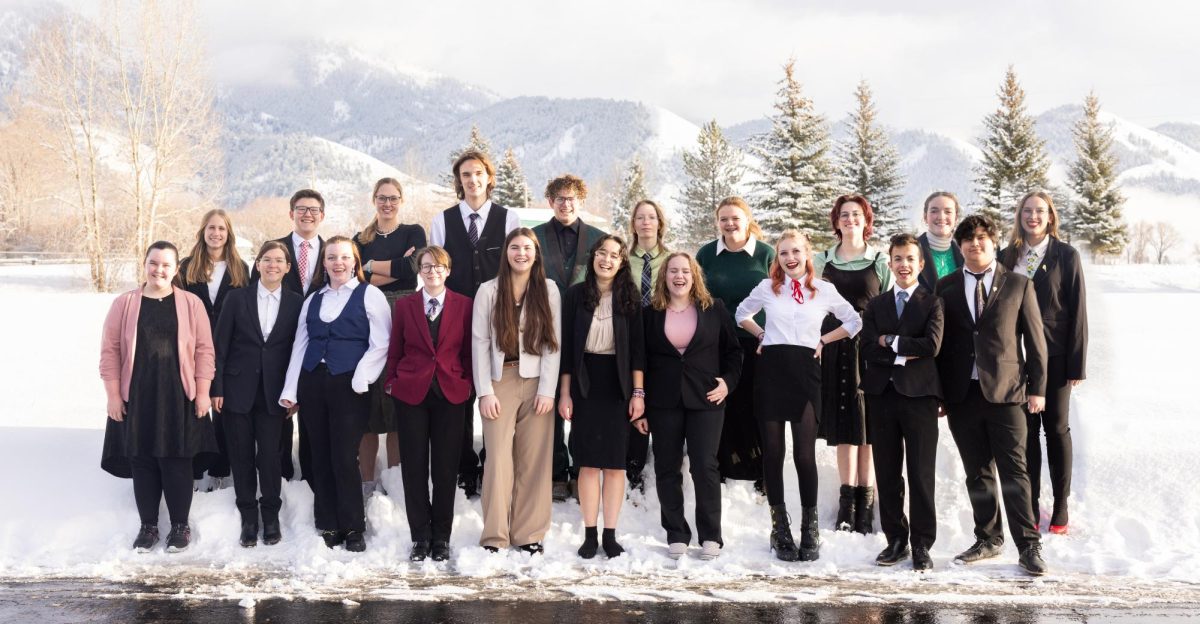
[889,282,920,366]
[291,232,320,292]
[428,200,522,247]
[422,288,446,322]
[257,281,281,340]
[963,261,997,380]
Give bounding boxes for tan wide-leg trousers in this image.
[479,367,554,548]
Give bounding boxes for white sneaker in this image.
[667,542,688,560]
[699,540,722,561]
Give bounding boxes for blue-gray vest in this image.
[301,283,370,375]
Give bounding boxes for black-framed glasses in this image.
[374,195,402,204]
[419,264,448,274]
[293,206,323,215]
[552,196,578,206]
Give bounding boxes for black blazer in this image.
[860,286,945,400]
[934,264,1048,405]
[918,233,964,292]
[211,281,303,416]
[998,237,1088,379]
[533,218,606,296]
[250,234,325,298]
[559,282,645,400]
[178,257,250,329]
[643,300,743,411]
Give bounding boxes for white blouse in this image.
[734,276,862,348]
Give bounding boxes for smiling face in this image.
[458,159,491,206]
[592,239,622,282]
[323,241,357,288]
[1021,196,1051,241]
[960,226,997,271]
[373,182,403,222]
[924,196,957,239]
[665,255,694,300]
[418,251,449,292]
[204,214,228,254]
[889,243,923,289]
[506,235,537,275]
[290,197,324,238]
[776,237,809,280]
[633,202,660,248]
[716,205,748,244]
[550,190,579,226]
[143,248,178,292]
[256,247,290,289]
[837,202,866,240]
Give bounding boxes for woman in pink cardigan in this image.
[100,241,219,553]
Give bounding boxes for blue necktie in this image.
[896,290,908,319]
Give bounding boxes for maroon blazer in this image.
[384,289,473,405]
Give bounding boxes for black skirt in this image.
[717,334,763,480]
[754,344,822,422]
[568,353,629,470]
[101,294,218,478]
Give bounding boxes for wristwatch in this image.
[363,259,374,275]
[885,335,896,348]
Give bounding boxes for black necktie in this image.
[640,253,652,307]
[967,269,991,323]
[468,213,480,247]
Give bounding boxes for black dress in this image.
[101,294,219,478]
[817,260,882,446]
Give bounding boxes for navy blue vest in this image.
[302,282,370,375]
[443,203,509,298]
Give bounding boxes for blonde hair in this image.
[630,199,668,253]
[183,209,249,288]
[357,177,405,246]
[715,196,764,241]
[1010,190,1060,248]
[651,252,714,311]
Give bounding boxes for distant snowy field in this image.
[1,262,1198,605]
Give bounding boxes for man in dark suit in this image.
[250,189,327,483]
[860,233,944,572]
[935,214,1049,576]
[531,174,606,502]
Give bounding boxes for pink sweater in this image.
[99,286,215,402]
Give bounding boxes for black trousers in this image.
[650,405,724,546]
[946,382,1039,549]
[626,421,650,483]
[552,387,573,482]
[459,393,481,480]
[1027,355,1073,518]
[396,392,466,542]
[717,335,763,481]
[279,411,313,486]
[298,365,369,533]
[193,408,231,479]
[130,456,193,525]
[867,386,939,550]
[223,387,283,519]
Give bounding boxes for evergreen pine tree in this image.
[677,119,745,250]
[611,156,648,234]
[749,58,836,240]
[442,124,494,187]
[974,66,1052,227]
[494,148,531,208]
[835,80,907,237]
[1068,92,1128,256]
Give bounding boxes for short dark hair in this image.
[290,188,325,212]
[888,232,922,255]
[954,214,999,246]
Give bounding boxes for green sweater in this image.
[696,237,775,339]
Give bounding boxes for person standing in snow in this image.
[998,191,1087,536]
[101,241,219,554]
[279,236,392,553]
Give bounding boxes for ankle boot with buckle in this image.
[769,504,800,562]
[798,506,821,561]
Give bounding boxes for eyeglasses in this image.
[293,206,323,215]
[419,264,448,274]
[374,195,402,204]
[552,196,578,206]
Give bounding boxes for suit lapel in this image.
[418,293,435,352]
[1034,238,1059,286]
[683,305,706,353]
[541,223,565,284]
[982,264,1008,318]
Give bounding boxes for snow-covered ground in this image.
[0,262,1197,604]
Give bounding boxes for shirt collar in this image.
[551,217,581,235]
[893,282,919,299]
[636,243,665,259]
[257,281,281,300]
[291,232,319,248]
[716,234,757,256]
[963,260,997,279]
[321,277,360,295]
[459,200,492,223]
[1025,236,1051,256]
[422,288,446,307]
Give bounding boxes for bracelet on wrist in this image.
[757,331,766,342]
[631,388,646,399]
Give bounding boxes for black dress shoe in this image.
[410,541,430,561]
[1018,543,1048,576]
[459,473,480,499]
[239,518,259,548]
[482,545,500,553]
[912,547,933,571]
[518,542,544,555]
[431,540,451,562]
[875,538,910,566]
[954,539,1003,564]
[344,530,367,552]
[321,530,344,549]
[262,517,282,546]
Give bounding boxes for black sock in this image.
[602,528,624,558]
[578,526,598,559]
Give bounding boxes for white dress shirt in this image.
[279,277,393,404]
[963,261,997,380]
[735,275,861,348]
[715,234,758,256]
[207,261,227,304]
[888,282,920,366]
[422,288,446,321]
[429,200,522,247]
[257,281,281,341]
[291,232,320,291]
[1018,236,1051,278]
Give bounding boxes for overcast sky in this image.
[60,0,1200,141]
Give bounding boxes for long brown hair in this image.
[1010,190,1060,248]
[314,235,367,287]
[357,177,405,246]
[183,209,249,288]
[651,252,714,311]
[494,228,558,356]
[769,230,819,298]
[715,196,764,241]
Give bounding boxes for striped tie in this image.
[640,253,652,307]
[468,213,480,247]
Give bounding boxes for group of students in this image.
[99,149,1087,576]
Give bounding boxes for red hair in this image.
[769,230,818,299]
[830,194,875,240]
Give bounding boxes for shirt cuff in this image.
[894,355,906,366]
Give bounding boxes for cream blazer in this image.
[471,278,561,399]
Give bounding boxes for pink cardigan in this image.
[99,286,215,402]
